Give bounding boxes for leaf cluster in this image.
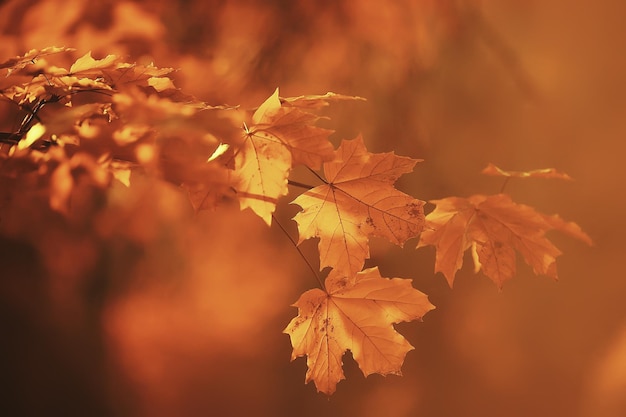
[0,48,592,395]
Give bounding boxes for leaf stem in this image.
[272,214,325,291]
[287,180,314,190]
[499,177,511,194]
[307,166,328,184]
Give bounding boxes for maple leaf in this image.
[292,135,425,277]
[232,88,336,225]
[284,267,434,395]
[16,123,46,150]
[481,163,573,180]
[281,92,366,109]
[68,51,121,75]
[417,193,593,288]
[0,46,74,75]
[251,92,335,169]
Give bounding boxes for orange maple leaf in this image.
[417,193,593,288]
[280,92,366,109]
[481,163,573,180]
[284,267,434,395]
[292,135,425,277]
[233,88,335,225]
[0,46,74,74]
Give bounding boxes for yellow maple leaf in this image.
[292,135,424,277]
[284,267,435,395]
[69,51,121,75]
[233,88,335,225]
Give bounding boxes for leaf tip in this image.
[482,163,573,181]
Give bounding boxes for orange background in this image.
[1,1,624,416]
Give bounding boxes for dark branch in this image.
[288,180,315,190]
[272,214,325,291]
[307,166,328,184]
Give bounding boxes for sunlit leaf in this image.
[232,88,336,225]
[69,51,121,74]
[284,267,434,395]
[0,46,74,74]
[293,135,425,277]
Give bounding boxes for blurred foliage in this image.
[1,1,625,417]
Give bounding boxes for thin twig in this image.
[272,214,325,291]
[307,166,328,184]
[499,177,511,194]
[467,4,538,101]
[288,180,315,190]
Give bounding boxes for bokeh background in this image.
[1,1,625,416]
